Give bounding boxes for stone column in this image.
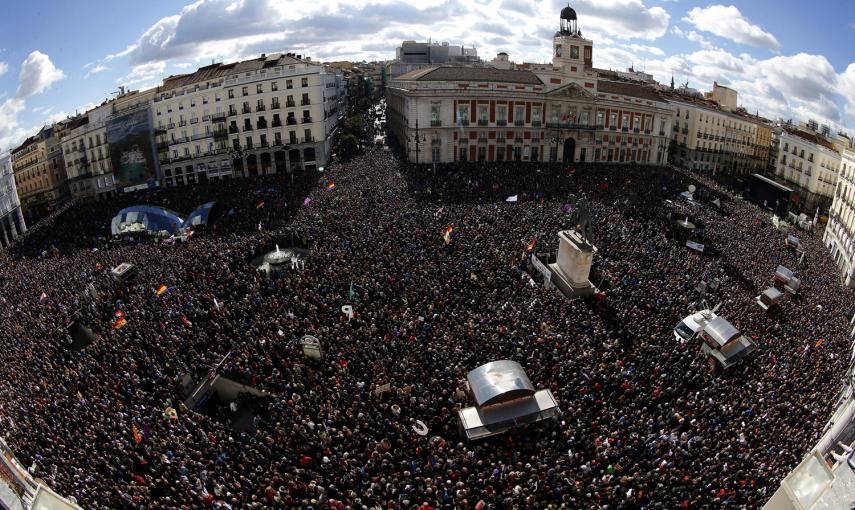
[9,214,18,240]
[1,217,9,247]
[16,206,26,234]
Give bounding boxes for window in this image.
[532,107,541,123]
[609,113,617,127]
[551,105,561,122]
[580,111,589,126]
[271,82,278,91]
[515,106,525,123]
[256,84,263,93]
[431,105,440,122]
[554,44,562,57]
[497,105,507,122]
[621,115,629,129]
[202,96,208,104]
[301,77,308,87]
[570,46,579,59]
[478,105,488,122]
[228,89,234,99]
[286,79,293,89]
[458,105,469,122]
[633,117,640,130]
[242,86,248,96]
[257,99,264,109]
[597,111,604,126]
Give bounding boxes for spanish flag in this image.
[442,225,453,245]
[132,424,142,445]
[156,284,168,296]
[526,238,537,253]
[326,181,336,191]
[113,317,128,330]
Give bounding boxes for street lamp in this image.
[407,118,426,164]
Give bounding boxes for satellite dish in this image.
[688,185,696,193]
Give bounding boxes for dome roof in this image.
[561,5,577,21]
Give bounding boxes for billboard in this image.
[107,108,158,190]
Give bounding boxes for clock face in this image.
[555,44,562,57]
[570,46,579,59]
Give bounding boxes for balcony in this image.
[257,121,268,129]
[286,118,298,126]
[156,141,170,151]
[531,137,540,143]
[461,119,470,126]
[459,137,469,144]
[190,118,199,124]
[245,142,254,149]
[477,119,488,126]
[228,126,239,134]
[546,122,597,131]
[681,128,688,135]
[621,127,628,132]
[256,105,266,112]
[154,126,167,134]
[286,100,296,108]
[478,137,488,144]
[633,128,639,133]
[431,139,442,146]
[301,136,315,143]
[273,139,284,147]
[167,123,176,129]
[659,131,665,136]
[644,129,650,134]
[301,99,311,106]
[532,121,542,127]
[514,120,524,126]
[272,120,282,128]
[243,125,253,131]
[497,120,507,126]
[212,112,226,121]
[289,138,298,145]
[302,116,313,123]
[513,138,523,144]
[609,125,616,131]
[213,128,228,139]
[271,103,281,110]
[431,120,442,127]
[179,120,187,127]
[260,140,269,148]
[496,137,506,144]
[175,136,189,144]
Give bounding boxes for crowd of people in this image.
[0,110,852,508]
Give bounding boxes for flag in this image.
[815,338,825,348]
[132,424,142,445]
[442,225,453,245]
[115,310,125,319]
[113,317,128,330]
[326,181,336,191]
[213,298,220,311]
[180,315,193,328]
[256,199,265,209]
[526,238,537,253]
[156,285,175,297]
[506,195,518,202]
[686,240,705,252]
[303,197,312,206]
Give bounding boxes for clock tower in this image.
[553,5,593,75]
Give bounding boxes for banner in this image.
[107,108,158,190]
[686,240,705,252]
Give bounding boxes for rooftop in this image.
[395,65,543,85]
[597,80,662,102]
[782,126,838,153]
[157,53,306,93]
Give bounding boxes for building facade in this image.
[386,6,673,166]
[774,128,841,211]
[63,89,158,199]
[0,151,26,248]
[387,41,480,79]
[152,53,343,186]
[825,149,855,286]
[11,125,68,222]
[666,96,770,176]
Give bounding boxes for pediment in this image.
[547,82,594,99]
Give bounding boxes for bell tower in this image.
[553,5,593,72]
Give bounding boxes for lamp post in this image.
[408,118,426,164]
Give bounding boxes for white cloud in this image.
[16,51,65,99]
[117,61,167,87]
[84,64,109,78]
[836,63,855,126]
[684,5,780,50]
[0,61,7,76]
[672,26,715,49]
[561,0,671,40]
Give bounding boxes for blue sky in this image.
[1,0,854,150]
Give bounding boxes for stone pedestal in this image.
[549,229,597,298]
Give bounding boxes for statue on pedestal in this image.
[566,196,592,243]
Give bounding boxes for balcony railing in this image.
[242,107,251,114]
[257,121,268,129]
[301,136,315,143]
[477,119,488,126]
[302,116,313,123]
[301,99,311,105]
[271,103,281,110]
[272,120,282,128]
[179,120,187,127]
[431,139,441,146]
[478,137,488,143]
[212,112,226,121]
[431,120,442,127]
[460,119,469,126]
[514,120,524,126]
[496,137,506,144]
[213,128,228,138]
[190,118,199,124]
[228,110,237,117]
[546,122,597,131]
[243,125,253,131]
[286,100,296,107]
[228,126,239,134]
[497,120,507,126]
[256,105,266,112]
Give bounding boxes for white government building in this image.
[152,53,344,186]
[386,6,674,166]
[0,151,26,248]
[825,148,855,286]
